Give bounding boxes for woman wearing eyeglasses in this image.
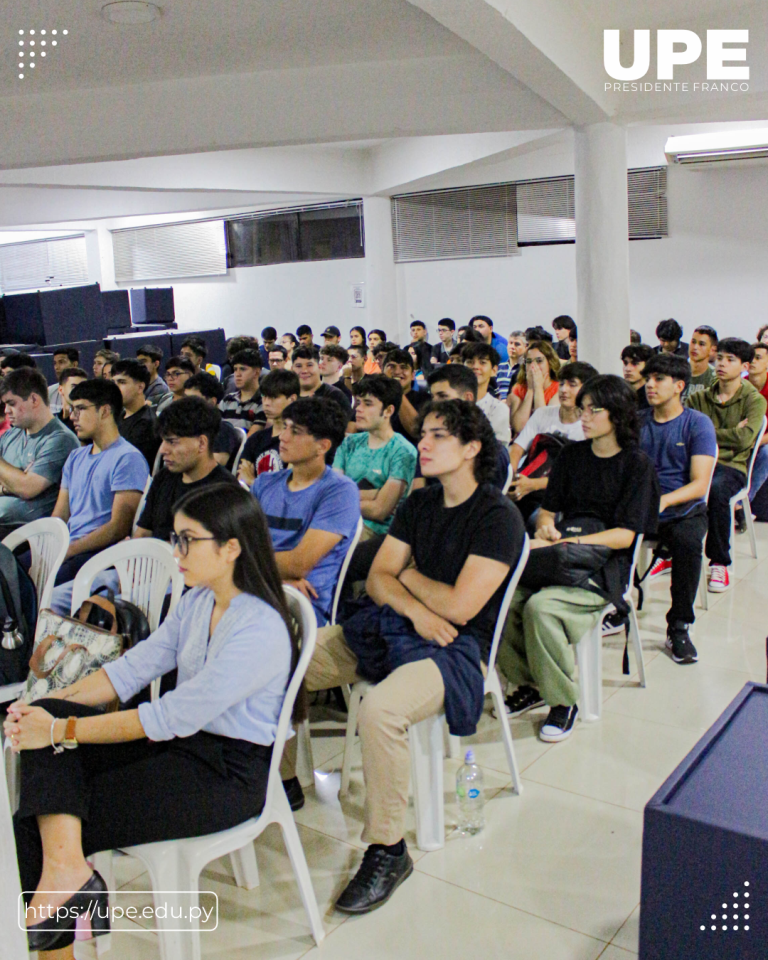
[4,484,304,955]
[508,340,561,436]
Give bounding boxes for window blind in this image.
[627,166,668,239]
[516,176,575,245]
[0,235,88,294]
[111,219,227,282]
[391,184,518,262]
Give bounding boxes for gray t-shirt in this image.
[0,417,80,524]
[682,366,716,402]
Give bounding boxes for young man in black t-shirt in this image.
[183,371,243,470]
[383,348,430,443]
[237,369,299,485]
[498,375,659,742]
[135,397,238,542]
[112,359,161,470]
[285,399,525,915]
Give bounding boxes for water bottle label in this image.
[468,788,480,799]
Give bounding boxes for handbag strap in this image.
[29,637,91,680]
[77,595,119,634]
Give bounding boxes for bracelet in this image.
[50,717,64,754]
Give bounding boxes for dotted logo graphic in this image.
[700,881,751,933]
[17,28,68,80]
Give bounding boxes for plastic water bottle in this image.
[456,749,485,835]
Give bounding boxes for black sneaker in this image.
[282,776,305,812]
[494,685,545,719]
[335,844,414,914]
[665,622,698,665]
[602,611,628,637]
[539,704,579,742]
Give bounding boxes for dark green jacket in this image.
[686,379,767,474]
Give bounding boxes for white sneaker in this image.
[707,565,730,593]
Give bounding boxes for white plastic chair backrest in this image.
[486,533,530,674]
[623,534,645,604]
[70,538,184,632]
[152,447,164,476]
[745,417,767,492]
[262,584,317,812]
[132,476,153,534]
[231,435,249,476]
[330,516,364,626]
[2,518,69,612]
[704,444,719,501]
[501,463,514,496]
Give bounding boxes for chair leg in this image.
[409,714,445,851]
[89,851,114,957]
[745,505,759,559]
[295,718,314,789]
[576,622,603,723]
[445,725,462,760]
[698,563,709,610]
[134,847,200,960]
[340,683,365,796]
[274,789,325,944]
[486,670,523,795]
[627,600,646,688]
[229,841,260,889]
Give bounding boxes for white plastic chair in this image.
[339,536,531,852]
[0,518,69,705]
[729,416,766,563]
[152,447,164,476]
[501,463,514,496]
[575,534,645,724]
[131,476,153,534]
[231,434,249,476]
[98,586,323,960]
[296,517,364,788]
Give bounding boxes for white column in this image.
[574,123,630,375]
[363,197,401,342]
[84,225,117,290]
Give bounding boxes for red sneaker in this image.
[648,556,672,581]
[707,565,730,593]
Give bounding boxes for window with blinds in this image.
[391,184,518,262]
[111,219,227,282]
[0,235,89,294]
[627,166,668,239]
[516,176,575,245]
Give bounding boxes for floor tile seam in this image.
[600,701,725,735]
[518,774,648,818]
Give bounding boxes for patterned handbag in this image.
[21,602,125,704]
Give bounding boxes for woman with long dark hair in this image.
[365,329,387,374]
[349,325,366,348]
[498,375,659,743]
[4,484,304,955]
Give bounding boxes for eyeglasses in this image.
[578,406,606,420]
[169,531,217,557]
[69,404,97,418]
[165,370,186,379]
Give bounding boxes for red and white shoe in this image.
[707,565,730,593]
[647,556,672,581]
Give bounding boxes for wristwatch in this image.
[61,716,79,750]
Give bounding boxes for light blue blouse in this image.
[104,587,291,745]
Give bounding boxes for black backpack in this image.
[76,585,151,651]
[519,432,573,479]
[0,544,38,685]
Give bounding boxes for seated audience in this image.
[757,324,768,347]
[687,338,768,591]
[344,344,367,395]
[430,318,456,367]
[179,336,207,372]
[320,344,352,400]
[498,375,659,740]
[261,326,278,367]
[282,332,299,361]
[0,369,80,537]
[251,398,360,626]
[654,318,688,357]
[334,375,416,539]
[408,320,433,376]
[349,325,367,350]
[496,331,527,400]
[509,340,561,435]
[136,343,171,407]
[748,340,768,401]
[508,361,597,524]
[365,329,386,374]
[184,372,244,469]
[683,326,718,401]
[92,349,120,379]
[552,315,576,360]
[157,356,195,413]
[462,342,512,444]
[221,336,255,391]
[383,349,430,443]
[268,344,289,371]
[472,314,509,361]
[218,348,266,433]
[630,329,642,345]
[621,343,653,409]
[49,348,79,414]
[238,370,300,484]
[50,379,148,596]
[1,354,37,374]
[5,486,301,955]
[285,400,525,911]
[640,354,717,664]
[297,325,314,348]
[56,367,89,434]
[568,326,578,361]
[457,325,481,344]
[112,360,161,470]
[525,325,553,343]
[321,325,341,347]
[102,362,115,380]
[135,398,238,542]
[291,345,352,417]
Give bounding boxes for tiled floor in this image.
[93,526,768,960]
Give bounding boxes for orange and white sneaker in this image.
[648,557,672,581]
[707,565,730,593]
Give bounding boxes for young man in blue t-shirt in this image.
[251,397,360,627]
[640,353,717,664]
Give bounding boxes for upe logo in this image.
[604,30,749,81]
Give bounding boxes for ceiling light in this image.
[101,2,162,24]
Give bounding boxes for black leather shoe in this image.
[27,869,110,952]
[335,844,414,914]
[282,776,305,811]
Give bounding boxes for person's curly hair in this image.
[417,399,497,484]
